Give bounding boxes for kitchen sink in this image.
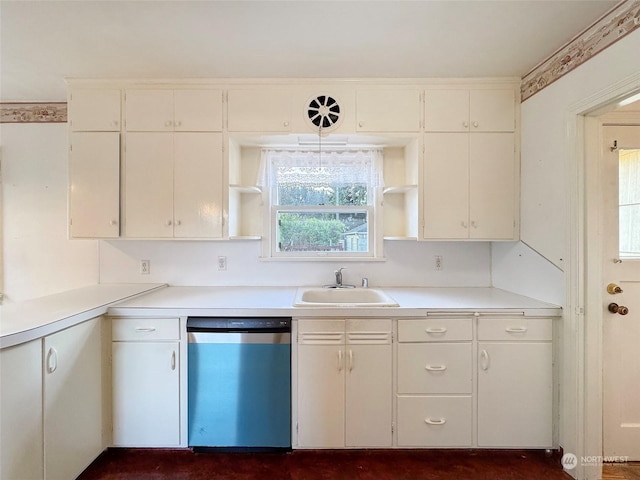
[293,287,399,307]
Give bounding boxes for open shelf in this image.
[229,184,262,194]
[383,184,417,194]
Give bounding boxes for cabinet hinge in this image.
[69,144,73,152]
[296,422,299,433]
[69,93,73,102]
[391,422,395,434]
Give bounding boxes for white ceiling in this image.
[0,0,620,101]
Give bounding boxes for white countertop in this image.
[0,283,166,349]
[108,286,561,318]
[0,284,561,349]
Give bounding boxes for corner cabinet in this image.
[68,88,122,238]
[111,317,184,447]
[422,88,518,240]
[295,318,393,448]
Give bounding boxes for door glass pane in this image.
[619,149,640,257]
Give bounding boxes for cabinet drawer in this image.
[477,318,552,341]
[397,396,472,447]
[397,343,472,394]
[112,318,180,341]
[398,318,472,342]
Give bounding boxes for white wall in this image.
[1,124,98,302]
[98,239,492,288]
[516,30,640,477]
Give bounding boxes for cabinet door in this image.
[227,89,291,132]
[424,90,469,132]
[173,133,224,238]
[174,90,223,132]
[469,133,516,239]
[297,344,345,448]
[69,132,120,238]
[477,342,553,447]
[345,343,392,447]
[125,89,174,131]
[124,133,174,238]
[112,341,180,446]
[0,340,43,480]
[69,88,121,131]
[356,89,422,132]
[469,89,515,132]
[44,318,102,480]
[423,133,470,239]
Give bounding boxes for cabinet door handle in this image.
[505,327,528,333]
[348,349,353,372]
[171,350,176,371]
[470,220,478,229]
[425,365,447,372]
[135,327,156,333]
[480,349,490,371]
[424,418,446,425]
[425,327,447,334]
[46,347,58,374]
[462,121,469,128]
[337,350,343,371]
[461,221,468,229]
[472,121,479,128]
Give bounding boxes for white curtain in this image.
[257,149,384,188]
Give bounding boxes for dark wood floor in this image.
[603,462,640,480]
[77,448,573,480]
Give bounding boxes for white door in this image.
[44,318,103,480]
[356,88,422,132]
[69,132,120,238]
[174,89,223,132]
[469,89,515,132]
[424,90,469,132]
[602,125,640,459]
[112,341,180,446]
[125,89,174,131]
[227,89,292,132]
[124,132,174,238]
[68,88,121,131]
[173,133,224,238]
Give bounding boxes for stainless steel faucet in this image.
[335,267,345,287]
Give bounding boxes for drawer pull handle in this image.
[425,365,447,371]
[480,349,490,371]
[135,327,157,333]
[425,327,447,334]
[425,418,446,425]
[505,327,528,333]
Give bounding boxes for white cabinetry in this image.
[125,89,223,132]
[0,340,44,480]
[124,132,224,238]
[228,140,263,239]
[477,318,553,448]
[227,88,292,132]
[111,317,182,447]
[356,88,422,132]
[423,87,517,240]
[44,318,103,480]
[396,318,473,447]
[68,88,122,239]
[296,318,392,448]
[69,132,120,238]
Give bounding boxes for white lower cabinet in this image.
[296,318,392,448]
[44,318,103,480]
[396,318,473,448]
[111,317,181,447]
[477,318,553,448]
[0,340,44,480]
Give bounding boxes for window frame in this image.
[262,149,383,260]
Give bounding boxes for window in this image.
[619,149,640,258]
[262,149,382,258]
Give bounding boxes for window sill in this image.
[259,256,387,262]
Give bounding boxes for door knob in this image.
[608,303,629,315]
[607,283,623,294]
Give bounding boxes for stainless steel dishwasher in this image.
[186,317,291,451]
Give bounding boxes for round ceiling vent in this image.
[305,95,343,133]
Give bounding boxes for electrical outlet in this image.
[217,256,227,271]
[140,260,150,275]
[434,255,443,271]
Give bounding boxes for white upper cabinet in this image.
[68,88,121,131]
[227,89,292,132]
[425,89,515,132]
[124,132,224,239]
[125,89,223,132]
[356,88,422,132]
[69,132,120,238]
